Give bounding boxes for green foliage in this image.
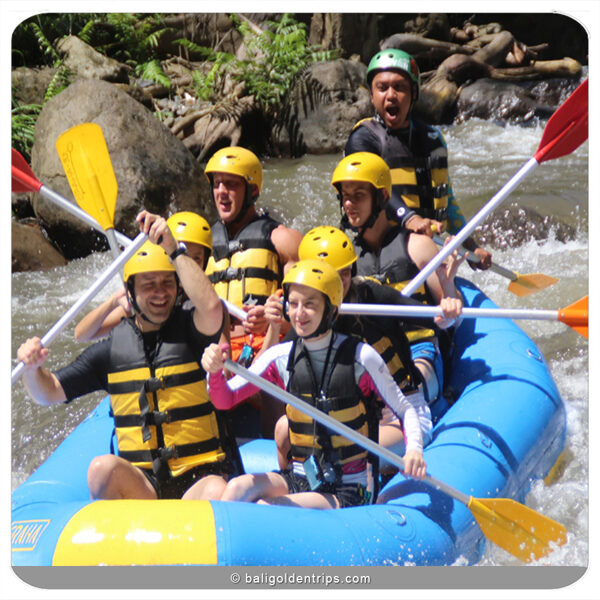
[233,13,338,116]
[94,14,174,66]
[43,65,73,102]
[11,100,41,162]
[11,13,340,157]
[175,14,338,117]
[135,59,171,89]
[177,39,237,101]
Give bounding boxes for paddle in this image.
[432,234,559,297]
[11,148,130,247]
[12,148,247,322]
[339,295,588,338]
[224,358,568,562]
[56,123,121,260]
[11,232,148,386]
[402,78,588,298]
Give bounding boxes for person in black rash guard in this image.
[16,211,235,501]
[345,48,492,269]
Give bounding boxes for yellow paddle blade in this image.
[558,295,588,338]
[468,497,567,562]
[507,272,560,297]
[56,123,117,231]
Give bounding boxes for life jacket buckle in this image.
[153,410,170,425]
[225,267,243,281]
[227,240,243,254]
[145,376,165,393]
[158,445,176,461]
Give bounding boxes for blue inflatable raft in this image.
[11,279,566,566]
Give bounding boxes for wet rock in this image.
[456,79,556,122]
[472,203,577,250]
[31,79,213,258]
[12,220,67,272]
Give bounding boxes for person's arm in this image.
[407,233,461,303]
[16,337,66,406]
[202,341,288,410]
[136,211,223,337]
[357,342,431,445]
[445,173,492,270]
[271,224,302,275]
[74,288,130,342]
[356,343,427,479]
[254,290,284,360]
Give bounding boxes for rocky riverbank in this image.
[11,13,587,271]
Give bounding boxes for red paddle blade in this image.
[535,78,588,163]
[11,148,42,193]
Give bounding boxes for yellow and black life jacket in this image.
[106,317,229,478]
[353,227,436,344]
[351,116,450,224]
[205,214,281,307]
[336,278,421,393]
[285,336,379,475]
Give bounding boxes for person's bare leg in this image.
[378,420,406,473]
[221,472,289,502]
[258,491,339,509]
[87,454,156,499]
[182,474,228,500]
[274,415,291,470]
[414,358,439,405]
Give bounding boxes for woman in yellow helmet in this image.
[201,259,426,509]
[74,211,213,342]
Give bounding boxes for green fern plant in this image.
[11,100,42,162]
[175,39,237,101]
[233,13,338,118]
[135,59,172,89]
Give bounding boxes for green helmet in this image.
[366,49,420,100]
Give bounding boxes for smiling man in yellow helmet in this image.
[73,211,214,342]
[16,211,235,501]
[204,146,303,437]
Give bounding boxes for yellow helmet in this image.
[299,226,357,271]
[282,259,343,308]
[204,146,263,193]
[167,212,212,251]
[331,152,391,196]
[123,240,175,283]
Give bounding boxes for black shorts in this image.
[142,462,229,499]
[279,468,372,508]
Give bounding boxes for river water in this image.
[10,110,588,567]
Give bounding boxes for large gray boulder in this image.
[56,35,131,83]
[31,79,214,258]
[272,59,372,156]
